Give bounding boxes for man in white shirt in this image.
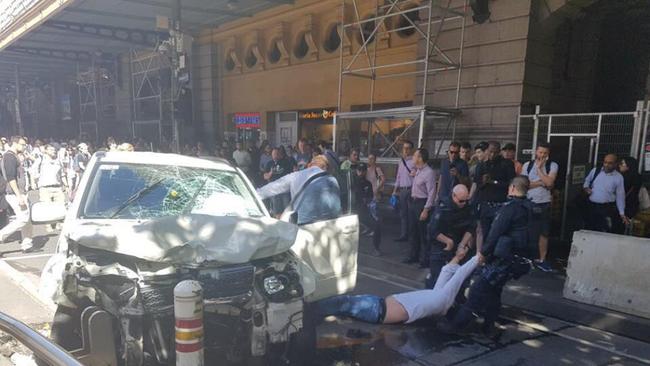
[232,142,252,175]
[583,154,627,233]
[35,144,68,232]
[521,142,557,273]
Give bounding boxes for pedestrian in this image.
[73,143,90,191]
[468,141,488,199]
[392,140,415,242]
[583,154,627,233]
[501,143,522,175]
[426,184,475,287]
[460,142,472,164]
[340,148,360,171]
[257,155,341,224]
[232,142,252,175]
[258,141,273,185]
[316,246,477,324]
[318,140,340,172]
[354,163,382,256]
[366,153,385,200]
[404,148,438,268]
[294,138,312,170]
[474,141,516,250]
[437,141,469,205]
[619,157,642,220]
[438,176,534,337]
[34,144,67,232]
[521,142,558,272]
[263,147,294,215]
[0,136,33,252]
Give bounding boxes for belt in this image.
[589,201,615,206]
[411,197,427,201]
[41,185,61,188]
[397,187,412,192]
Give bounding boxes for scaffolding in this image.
[76,59,117,144]
[130,48,173,149]
[334,0,467,158]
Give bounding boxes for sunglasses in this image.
[448,150,459,155]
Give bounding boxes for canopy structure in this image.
[333,105,460,161]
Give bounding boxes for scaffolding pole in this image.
[335,0,467,156]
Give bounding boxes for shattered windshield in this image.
[81,163,264,219]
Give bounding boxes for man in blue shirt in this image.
[437,141,469,205]
[583,154,627,234]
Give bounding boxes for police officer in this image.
[426,184,476,288]
[474,141,516,249]
[438,176,534,336]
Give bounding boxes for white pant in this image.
[0,194,32,242]
[392,256,479,323]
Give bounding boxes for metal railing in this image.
[0,311,82,366]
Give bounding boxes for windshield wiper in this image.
[109,178,166,218]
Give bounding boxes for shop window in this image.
[357,17,376,45]
[294,33,310,59]
[268,39,282,64]
[323,24,341,53]
[396,7,420,38]
[245,47,258,68]
[225,51,236,72]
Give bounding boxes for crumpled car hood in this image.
[66,214,299,264]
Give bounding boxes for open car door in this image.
[286,170,359,301]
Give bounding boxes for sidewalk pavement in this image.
[357,206,650,343]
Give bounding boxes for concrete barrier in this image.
[564,230,650,319]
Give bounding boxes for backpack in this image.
[526,159,552,175]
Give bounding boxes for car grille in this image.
[140,264,255,314]
[198,264,255,299]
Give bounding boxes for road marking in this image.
[359,269,650,364]
[1,253,53,261]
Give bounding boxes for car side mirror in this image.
[31,201,66,224]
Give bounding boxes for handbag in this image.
[639,186,650,211]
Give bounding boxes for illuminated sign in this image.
[234,112,261,129]
[300,109,337,120]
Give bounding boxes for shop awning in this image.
[0,0,292,84]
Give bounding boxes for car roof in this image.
[95,152,237,171]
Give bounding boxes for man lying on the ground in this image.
[315,245,478,324]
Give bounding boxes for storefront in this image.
[234,112,261,144]
[298,108,336,142]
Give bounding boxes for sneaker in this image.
[534,260,553,273]
[20,238,34,253]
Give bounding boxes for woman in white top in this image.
[365,154,385,200]
[315,245,478,324]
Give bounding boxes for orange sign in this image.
[300,109,337,120]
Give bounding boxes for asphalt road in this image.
[0,222,649,365]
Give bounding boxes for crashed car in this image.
[36,151,358,365]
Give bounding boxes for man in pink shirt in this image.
[404,148,438,267]
[391,141,415,242]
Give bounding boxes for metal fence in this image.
[515,101,650,240]
[516,103,647,166]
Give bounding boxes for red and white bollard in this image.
[174,280,204,366]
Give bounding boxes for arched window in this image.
[294,33,310,59]
[323,24,341,53]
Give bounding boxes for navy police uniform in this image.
[444,196,534,333]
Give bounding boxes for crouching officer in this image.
[438,176,534,336]
[425,184,476,288]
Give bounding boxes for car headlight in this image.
[263,276,285,295]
